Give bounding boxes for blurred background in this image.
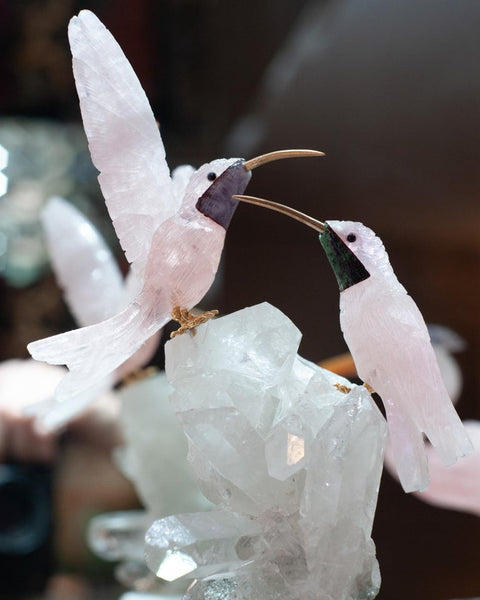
[0,0,480,599]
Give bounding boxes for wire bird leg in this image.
[170,307,219,338]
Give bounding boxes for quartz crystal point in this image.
[89,511,150,563]
[115,373,212,519]
[145,302,387,600]
[320,221,472,493]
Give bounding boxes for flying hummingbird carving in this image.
[234,194,473,493]
[27,10,322,407]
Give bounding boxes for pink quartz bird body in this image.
[413,420,480,514]
[384,421,480,514]
[27,10,251,405]
[382,330,480,514]
[320,220,472,492]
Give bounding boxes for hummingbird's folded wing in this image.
[42,197,124,327]
[68,10,177,279]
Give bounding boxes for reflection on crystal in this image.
[116,560,189,598]
[88,511,149,562]
[287,433,305,466]
[155,550,198,581]
[265,417,309,482]
[115,559,174,593]
[146,511,263,582]
[145,303,387,599]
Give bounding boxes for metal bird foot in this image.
[170,307,219,338]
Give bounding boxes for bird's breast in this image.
[144,214,226,309]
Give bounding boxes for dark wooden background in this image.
[1,1,480,598]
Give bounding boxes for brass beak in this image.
[233,195,325,233]
[243,149,324,171]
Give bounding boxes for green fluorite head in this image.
[319,224,370,291]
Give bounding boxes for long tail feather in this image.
[28,303,169,404]
[28,304,141,369]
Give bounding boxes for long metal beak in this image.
[243,149,324,171]
[233,195,325,233]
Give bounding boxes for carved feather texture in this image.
[326,220,472,492]
[69,10,174,279]
[28,11,250,412]
[26,198,162,429]
[42,197,124,327]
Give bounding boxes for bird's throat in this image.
[320,225,370,292]
[196,160,251,230]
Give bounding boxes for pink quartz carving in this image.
[0,359,64,461]
[42,196,124,328]
[325,221,472,493]
[27,10,251,406]
[25,198,161,429]
[384,422,480,515]
[42,197,161,379]
[382,332,480,515]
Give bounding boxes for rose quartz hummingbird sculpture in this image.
[234,195,472,493]
[27,10,321,408]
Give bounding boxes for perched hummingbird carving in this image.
[234,194,473,493]
[27,10,321,407]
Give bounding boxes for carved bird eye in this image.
[207,172,217,181]
[347,233,356,242]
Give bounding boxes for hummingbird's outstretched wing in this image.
[68,10,177,279]
[41,197,124,327]
[26,197,161,429]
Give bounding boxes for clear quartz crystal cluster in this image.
[89,374,211,593]
[145,302,387,600]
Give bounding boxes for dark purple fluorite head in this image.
[196,160,251,230]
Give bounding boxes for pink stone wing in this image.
[42,197,124,327]
[68,10,178,279]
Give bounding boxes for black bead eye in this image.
[347,233,356,243]
[207,172,217,181]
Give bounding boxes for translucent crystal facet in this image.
[88,373,212,594]
[145,511,262,581]
[146,303,387,600]
[88,511,149,562]
[116,373,211,518]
